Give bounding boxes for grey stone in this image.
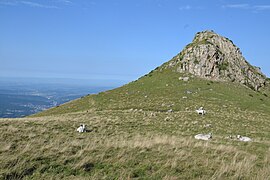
[161,30,267,91]
[183,77,189,81]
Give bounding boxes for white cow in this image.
[194,133,212,140]
[237,135,252,142]
[196,107,206,115]
[77,124,86,133]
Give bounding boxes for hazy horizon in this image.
[0,76,130,87]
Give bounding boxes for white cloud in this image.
[0,0,18,6]
[179,5,191,11]
[222,4,249,9]
[254,5,270,11]
[223,3,270,11]
[0,0,73,9]
[178,5,204,11]
[55,0,72,5]
[21,1,58,9]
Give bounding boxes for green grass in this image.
[33,69,270,117]
[1,107,270,179]
[1,68,270,179]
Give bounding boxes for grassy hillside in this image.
[0,68,269,179]
[33,68,270,116]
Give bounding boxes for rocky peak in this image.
[163,30,267,91]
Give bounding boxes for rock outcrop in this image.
[162,30,266,91]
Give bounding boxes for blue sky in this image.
[0,0,270,85]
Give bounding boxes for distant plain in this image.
[0,77,114,118]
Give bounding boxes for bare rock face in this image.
[163,30,266,91]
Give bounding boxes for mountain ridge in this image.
[159,30,267,91]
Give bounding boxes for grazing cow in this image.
[77,124,86,133]
[196,107,206,115]
[194,133,212,140]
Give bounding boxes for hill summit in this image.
[160,30,267,91]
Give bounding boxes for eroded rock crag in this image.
[163,30,266,91]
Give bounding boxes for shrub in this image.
[218,61,229,71]
[194,58,199,64]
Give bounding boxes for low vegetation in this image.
[218,61,229,71]
[33,69,270,116]
[1,68,269,179]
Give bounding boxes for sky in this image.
[0,0,270,85]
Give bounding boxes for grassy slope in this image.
[33,68,270,116]
[1,69,270,179]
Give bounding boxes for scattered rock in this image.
[226,135,233,139]
[164,117,170,121]
[179,76,190,81]
[204,124,212,128]
[150,112,155,117]
[183,77,189,81]
[226,135,252,142]
[237,135,252,142]
[194,133,212,140]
